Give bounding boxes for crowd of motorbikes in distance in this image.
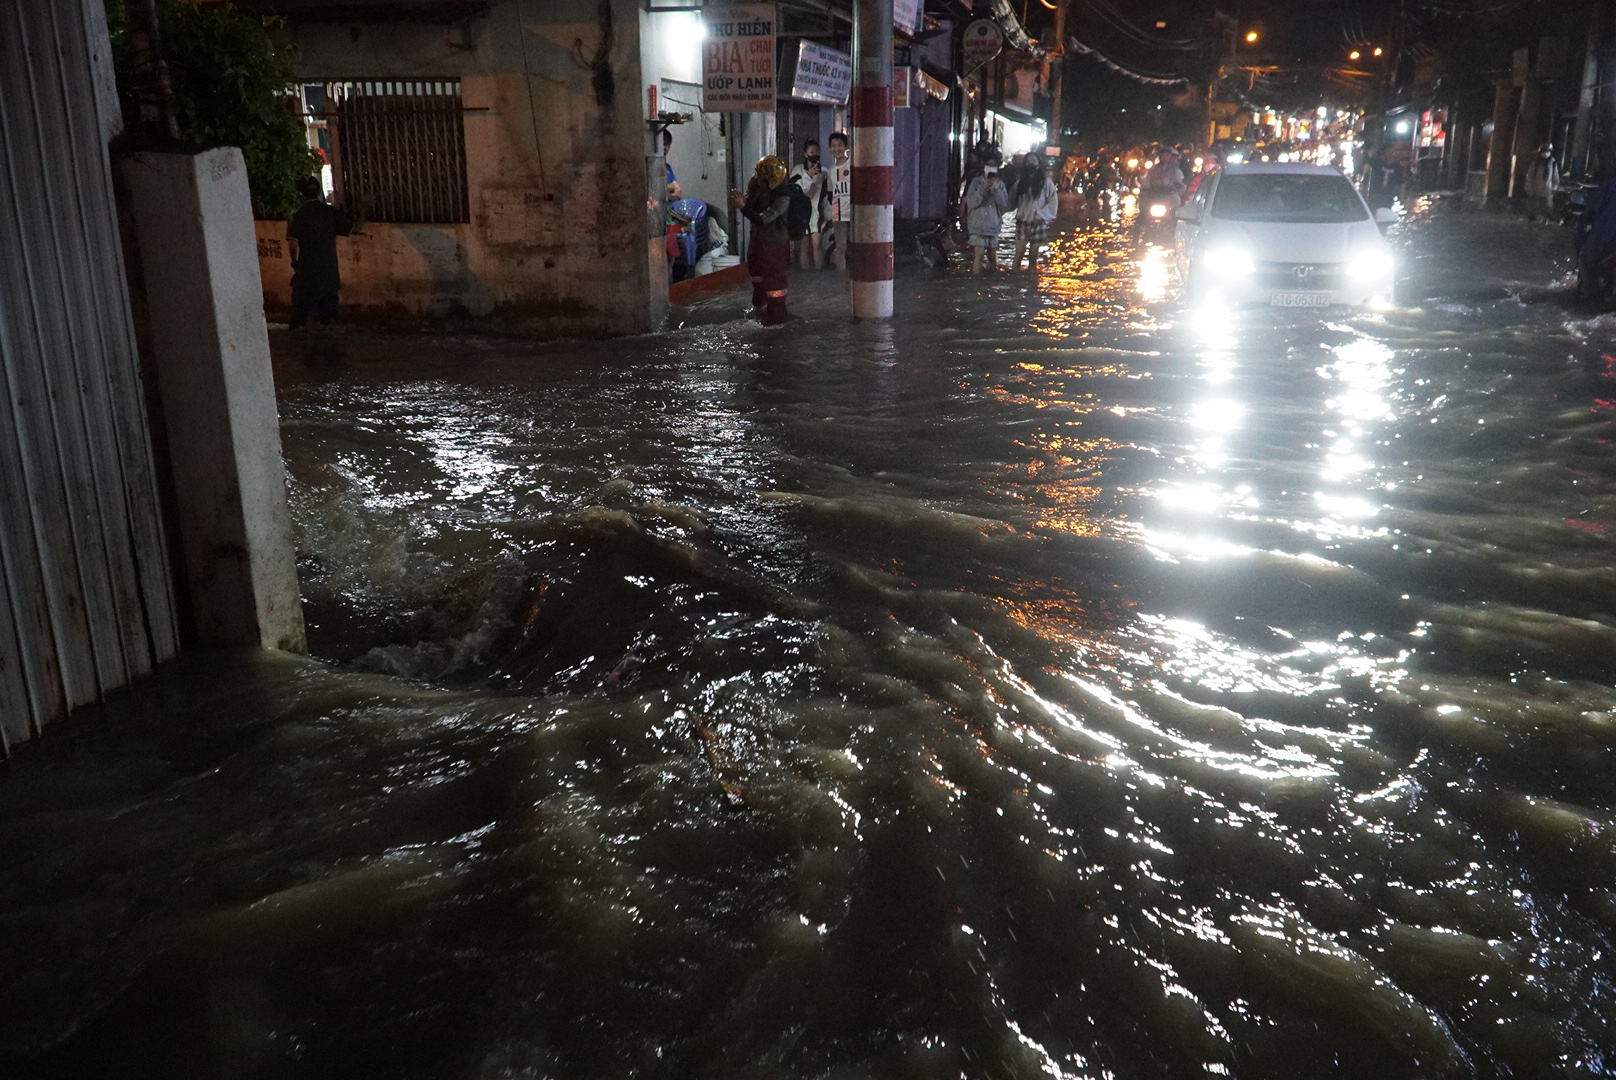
[908,139,1616,313]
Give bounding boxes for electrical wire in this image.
[1085,0,1200,50]
[1066,34,1190,86]
[514,0,549,198]
[1075,0,1200,52]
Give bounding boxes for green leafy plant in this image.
[106,0,317,218]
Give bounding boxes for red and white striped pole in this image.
[849,0,894,318]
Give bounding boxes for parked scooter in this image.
[1558,180,1598,228]
[911,219,949,270]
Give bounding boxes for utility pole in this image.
[850,0,894,319]
[1205,9,1235,146]
[1044,0,1069,147]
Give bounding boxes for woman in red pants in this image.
[730,155,792,325]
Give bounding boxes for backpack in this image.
[786,177,812,240]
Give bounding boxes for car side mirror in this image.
[1175,205,1201,224]
[1374,207,1399,225]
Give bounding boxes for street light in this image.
[1349,50,1361,61]
[1372,47,1383,57]
[1245,30,1259,43]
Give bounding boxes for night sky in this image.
[1022,0,1581,148]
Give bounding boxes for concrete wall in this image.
[123,150,305,654]
[264,0,664,338]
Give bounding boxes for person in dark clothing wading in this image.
[730,155,792,325]
[286,176,358,329]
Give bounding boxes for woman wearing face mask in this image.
[964,155,1009,273]
[787,141,826,270]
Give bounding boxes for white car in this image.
[1174,163,1397,309]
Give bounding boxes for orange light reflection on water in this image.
[1030,228,1149,340]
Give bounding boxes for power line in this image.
[1066,34,1192,86]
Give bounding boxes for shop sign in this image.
[894,0,922,36]
[702,4,777,112]
[962,19,1003,66]
[786,41,852,104]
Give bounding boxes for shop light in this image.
[671,11,705,49]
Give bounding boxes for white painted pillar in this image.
[118,148,306,652]
[850,0,894,318]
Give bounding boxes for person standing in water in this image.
[787,141,826,270]
[824,131,852,271]
[964,157,1009,274]
[1010,155,1059,271]
[286,175,358,329]
[730,155,793,325]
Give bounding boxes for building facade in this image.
[251,0,1047,337]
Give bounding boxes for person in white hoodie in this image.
[964,159,1009,273]
[1010,156,1059,271]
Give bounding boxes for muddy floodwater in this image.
[6,203,1616,1079]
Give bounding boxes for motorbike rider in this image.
[1086,150,1119,218]
[1137,147,1186,234]
[1141,148,1187,205]
[1186,150,1221,199]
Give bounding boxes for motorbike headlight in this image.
[1149,203,1169,219]
[1348,250,1395,280]
[1202,246,1255,276]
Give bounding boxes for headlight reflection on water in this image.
[1136,245,1172,303]
[1314,337,1398,531]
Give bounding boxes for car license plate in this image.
[1270,291,1332,308]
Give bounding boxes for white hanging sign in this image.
[787,41,852,104]
[702,4,778,113]
[894,0,923,36]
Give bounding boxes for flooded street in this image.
[7,202,1616,1078]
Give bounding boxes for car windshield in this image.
[1211,174,1370,223]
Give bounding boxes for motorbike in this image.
[1135,189,1181,242]
[910,219,949,270]
[1557,180,1597,228]
[1083,182,1120,224]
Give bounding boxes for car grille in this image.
[1255,261,1349,290]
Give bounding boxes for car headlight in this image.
[1348,250,1395,280]
[1149,203,1169,219]
[1201,246,1255,276]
